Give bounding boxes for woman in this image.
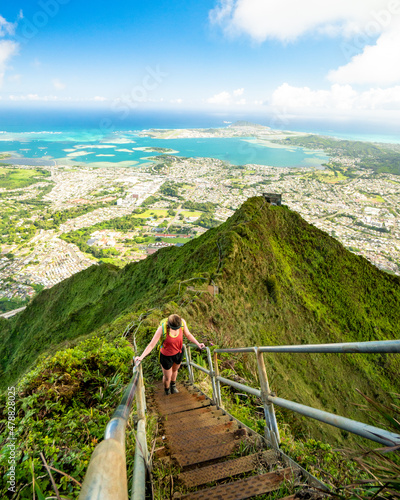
[134,314,205,395]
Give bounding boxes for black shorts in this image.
[160,351,183,370]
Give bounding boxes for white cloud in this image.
[52,78,66,90]
[169,98,184,104]
[9,94,40,101]
[0,14,22,88]
[210,0,391,42]
[7,95,113,103]
[270,82,400,112]
[0,40,19,88]
[206,88,247,106]
[0,15,18,37]
[328,23,400,85]
[207,90,232,105]
[210,0,400,85]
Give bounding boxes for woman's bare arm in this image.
[135,326,162,363]
[183,320,205,349]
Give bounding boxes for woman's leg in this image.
[171,363,181,383]
[162,366,173,389]
[170,363,181,393]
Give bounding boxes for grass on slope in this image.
[0,197,399,446]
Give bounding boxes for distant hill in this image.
[230,120,269,128]
[1,196,399,443]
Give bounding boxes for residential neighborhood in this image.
[0,151,399,309]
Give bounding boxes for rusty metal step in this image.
[168,428,246,454]
[163,405,216,422]
[164,414,231,433]
[160,400,212,416]
[153,393,204,406]
[178,467,294,499]
[174,439,239,467]
[155,397,207,409]
[163,408,223,426]
[165,420,238,440]
[178,450,279,488]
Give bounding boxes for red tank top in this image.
[160,321,184,356]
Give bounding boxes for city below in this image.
[0,124,399,313]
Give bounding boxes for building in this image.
[263,193,282,206]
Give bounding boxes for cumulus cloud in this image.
[210,0,391,42]
[328,22,400,85]
[0,13,22,88]
[0,14,19,37]
[233,87,244,96]
[270,82,400,112]
[0,40,19,88]
[207,90,232,105]
[210,0,400,85]
[206,88,246,105]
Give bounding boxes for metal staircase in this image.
[78,339,400,499]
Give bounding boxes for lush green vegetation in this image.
[0,336,135,498]
[182,200,217,212]
[1,197,399,496]
[0,167,50,190]
[276,135,400,175]
[159,180,184,198]
[0,298,28,313]
[60,213,146,257]
[193,212,220,228]
[34,201,115,230]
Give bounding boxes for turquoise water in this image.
[0,131,328,168]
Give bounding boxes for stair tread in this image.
[178,468,295,499]
[168,428,246,453]
[178,450,279,488]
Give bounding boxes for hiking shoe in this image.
[170,383,179,394]
[164,387,171,395]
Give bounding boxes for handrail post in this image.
[255,347,280,449]
[205,347,218,405]
[213,350,223,408]
[183,344,194,385]
[131,363,148,500]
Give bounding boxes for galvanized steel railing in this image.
[183,340,400,450]
[78,339,400,499]
[79,362,149,500]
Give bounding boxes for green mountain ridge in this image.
[1,196,399,443]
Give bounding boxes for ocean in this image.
[0,108,398,168]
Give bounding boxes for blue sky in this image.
[1,0,400,127]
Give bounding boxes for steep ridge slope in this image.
[1,196,399,443]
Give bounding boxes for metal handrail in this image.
[79,362,149,500]
[184,340,400,451]
[214,339,400,354]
